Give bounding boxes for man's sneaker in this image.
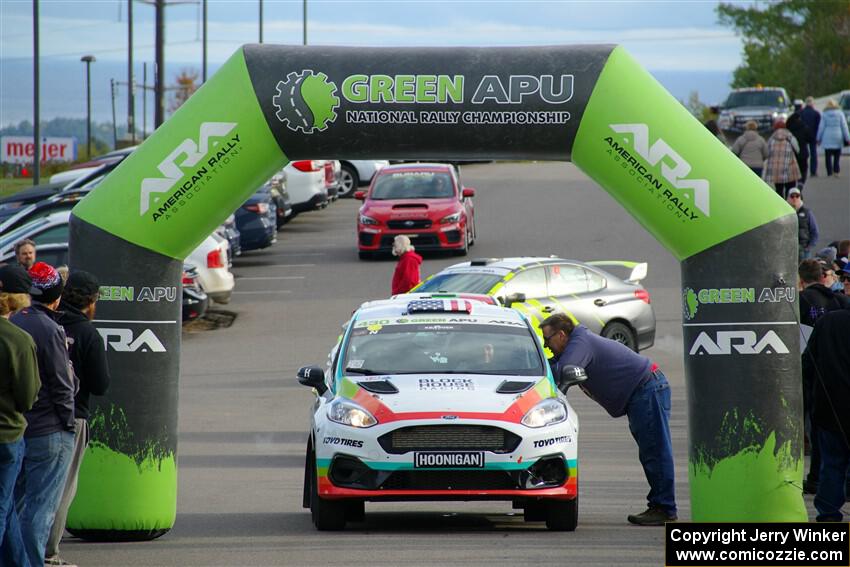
[45,556,78,567]
[627,506,677,526]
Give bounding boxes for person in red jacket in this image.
[391,235,422,295]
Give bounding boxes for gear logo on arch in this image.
[272,70,340,134]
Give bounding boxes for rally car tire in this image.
[358,250,373,260]
[454,229,470,256]
[345,500,365,523]
[545,497,578,531]
[309,451,347,531]
[601,321,637,352]
[523,500,546,522]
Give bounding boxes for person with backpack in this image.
[786,100,813,186]
[763,119,801,198]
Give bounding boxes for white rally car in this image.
[297,295,585,531]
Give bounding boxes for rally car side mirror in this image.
[502,292,526,307]
[559,365,587,393]
[297,366,327,394]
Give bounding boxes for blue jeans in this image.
[807,141,818,174]
[625,370,677,515]
[0,438,29,567]
[814,428,850,522]
[15,431,74,567]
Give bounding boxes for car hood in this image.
[363,198,460,220]
[339,375,556,419]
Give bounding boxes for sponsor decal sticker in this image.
[419,378,474,391]
[682,286,796,321]
[273,71,575,131]
[322,437,364,448]
[98,328,167,353]
[99,285,178,303]
[689,330,790,356]
[139,122,244,223]
[414,451,485,468]
[533,435,571,448]
[604,123,709,224]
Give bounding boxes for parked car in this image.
[234,187,277,251]
[186,233,235,304]
[354,163,476,259]
[0,182,66,224]
[49,166,101,185]
[215,214,241,259]
[324,160,341,201]
[262,177,293,230]
[0,211,72,260]
[298,295,582,531]
[182,265,209,324]
[414,257,655,352]
[285,160,329,216]
[0,189,88,235]
[715,86,792,142]
[338,160,389,198]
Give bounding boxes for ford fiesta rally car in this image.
[297,295,585,531]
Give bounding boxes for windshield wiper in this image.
[345,367,385,375]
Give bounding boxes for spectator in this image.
[46,270,110,567]
[838,264,850,296]
[817,99,850,178]
[786,100,812,186]
[802,310,850,521]
[731,120,768,176]
[837,240,850,269]
[703,119,725,144]
[390,235,422,295]
[798,258,850,495]
[0,265,40,567]
[801,96,821,176]
[764,119,801,198]
[540,313,676,526]
[11,262,76,567]
[14,240,36,271]
[787,188,819,261]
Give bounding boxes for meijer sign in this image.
[1,136,76,164]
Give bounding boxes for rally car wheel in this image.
[601,321,637,352]
[454,228,470,256]
[345,500,365,523]
[309,451,347,531]
[523,500,546,522]
[546,497,578,531]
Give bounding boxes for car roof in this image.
[353,296,526,323]
[439,256,582,275]
[0,210,71,251]
[378,163,454,174]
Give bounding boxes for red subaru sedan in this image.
[354,163,476,259]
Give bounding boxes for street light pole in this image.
[259,0,263,43]
[202,0,207,82]
[128,0,136,143]
[81,55,96,158]
[154,0,165,128]
[33,0,40,184]
[303,0,307,45]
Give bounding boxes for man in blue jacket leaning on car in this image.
[540,312,677,526]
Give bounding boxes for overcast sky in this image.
[0,0,748,126]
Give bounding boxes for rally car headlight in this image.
[440,212,462,224]
[359,214,379,226]
[327,399,377,428]
[521,399,567,428]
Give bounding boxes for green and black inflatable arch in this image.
[67,44,806,539]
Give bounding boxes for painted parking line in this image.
[237,276,306,280]
[232,290,293,295]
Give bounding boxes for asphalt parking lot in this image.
[61,159,848,566]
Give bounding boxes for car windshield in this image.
[724,91,786,109]
[370,171,454,200]
[343,320,544,376]
[840,95,850,111]
[415,273,502,294]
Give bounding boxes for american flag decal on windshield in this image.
[406,299,473,314]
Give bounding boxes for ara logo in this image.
[97,328,167,353]
[689,330,789,355]
[139,122,238,215]
[609,123,710,217]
